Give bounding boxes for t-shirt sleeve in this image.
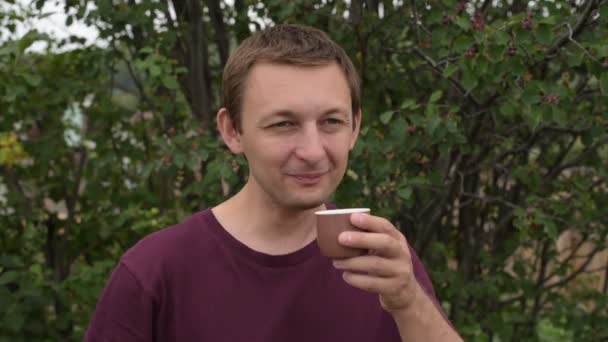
[84,261,156,342]
[408,244,437,300]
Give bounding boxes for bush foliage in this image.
[1,0,607,340]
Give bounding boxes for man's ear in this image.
[349,109,362,150]
[217,108,244,154]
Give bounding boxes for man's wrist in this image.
[389,280,427,321]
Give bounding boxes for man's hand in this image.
[331,212,420,313]
[331,212,463,341]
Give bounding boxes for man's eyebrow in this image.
[320,107,350,116]
[260,107,350,122]
[265,110,298,118]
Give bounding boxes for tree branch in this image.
[543,244,604,291]
[543,134,577,179]
[410,47,481,106]
[409,0,421,43]
[172,0,214,127]
[207,0,229,66]
[546,0,599,56]
[547,137,608,178]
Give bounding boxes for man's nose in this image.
[293,126,326,163]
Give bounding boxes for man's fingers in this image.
[350,213,405,241]
[340,271,404,295]
[338,231,402,257]
[333,255,403,277]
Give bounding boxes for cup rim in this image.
[314,208,370,215]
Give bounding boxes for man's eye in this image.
[270,121,294,128]
[323,118,343,125]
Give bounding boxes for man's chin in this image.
[283,197,327,211]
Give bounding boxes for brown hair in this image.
[222,24,361,131]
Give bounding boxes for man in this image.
[85,24,462,341]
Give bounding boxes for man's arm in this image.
[85,261,155,342]
[390,280,461,341]
[332,213,462,341]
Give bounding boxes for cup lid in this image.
[314,208,370,215]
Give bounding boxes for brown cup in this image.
[314,208,370,259]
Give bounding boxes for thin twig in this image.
[409,0,421,44]
[547,0,599,56]
[566,23,600,63]
[410,47,481,106]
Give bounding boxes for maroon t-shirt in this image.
[84,209,438,341]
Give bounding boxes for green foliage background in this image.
[1,0,607,340]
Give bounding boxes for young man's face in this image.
[229,62,360,210]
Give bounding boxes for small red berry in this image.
[408,125,417,135]
[465,47,477,58]
[455,2,466,14]
[506,46,517,57]
[471,12,485,31]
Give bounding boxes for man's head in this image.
[222,24,360,132]
[217,25,362,211]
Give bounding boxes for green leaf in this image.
[566,50,584,67]
[162,75,178,89]
[508,59,526,76]
[443,64,459,78]
[495,30,510,45]
[590,126,604,138]
[517,29,533,44]
[187,158,199,171]
[526,109,542,131]
[0,271,18,285]
[0,255,23,268]
[486,45,504,62]
[0,44,16,56]
[595,43,608,58]
[379,111,394,124]
[476,57,489,75]
[454,16,471,31]
[426,104,441,135]
[600,73,608,96]
[141,162,155,178]
[398,187,413,200]
[521,90,541,105]
[400,99,418,109]
[23,73,42,87]
[454,36,474,52]
[536,24,553,45]
[150,65,161,77]
[601,4,608,19]
[4,311,25,333]
[462,71,478,91]
[429,90,443,103]
[543,220,558,240]
[551,106,567,126]
[427,8,445,24]
[432,27,448,48]
[200,150,210,162]
[499,101,517,117]
[173,152,185,168]
[139,46,155,54]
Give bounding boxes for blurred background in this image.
[0,0,607,340]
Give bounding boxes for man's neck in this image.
[212,182,326,255]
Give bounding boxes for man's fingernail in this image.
[351,213,361,225]
[339,232,351,243]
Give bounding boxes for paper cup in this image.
[314,208,370,259]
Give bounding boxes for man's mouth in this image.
[287,171,329,185]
